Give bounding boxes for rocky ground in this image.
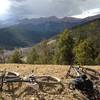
[0,64,99,100]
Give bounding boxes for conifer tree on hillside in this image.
[39,40,54,64]
[9,49,23,63]
[95,53,100,65]
[0,48,5,63]
[74,38,98,65]
[27,47,39,64]
[54,29,74,65]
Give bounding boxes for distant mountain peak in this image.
[0,13,100,49]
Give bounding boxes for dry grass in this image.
[0,64,69,78]
[0,64,99,100]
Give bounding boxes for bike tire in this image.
[2,71,22,91]
[30,75,64,94]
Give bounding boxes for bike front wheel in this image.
[35,75,64,94]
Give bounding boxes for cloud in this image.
[9,0,27,2]
[6,0,100,19]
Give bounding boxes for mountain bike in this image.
[66,65,100,100]
[0,70,64,94]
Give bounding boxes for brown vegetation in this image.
[0,64,99,100]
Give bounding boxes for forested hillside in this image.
[72,18,100,48]
[25,18,100,65]
[0,17,100,65]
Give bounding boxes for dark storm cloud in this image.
[8,0,100,19]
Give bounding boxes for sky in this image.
[0,0,100,20]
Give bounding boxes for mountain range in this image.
[0,14,100,49]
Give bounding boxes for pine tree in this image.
[74,39,96,65]
[39,40,53,64]
[9,49,23,63]
[54,29,74,65]
[0,48,5,63]
[27,47,39,64]
[95,53,100,65]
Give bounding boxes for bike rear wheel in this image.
[2,71,22,91]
